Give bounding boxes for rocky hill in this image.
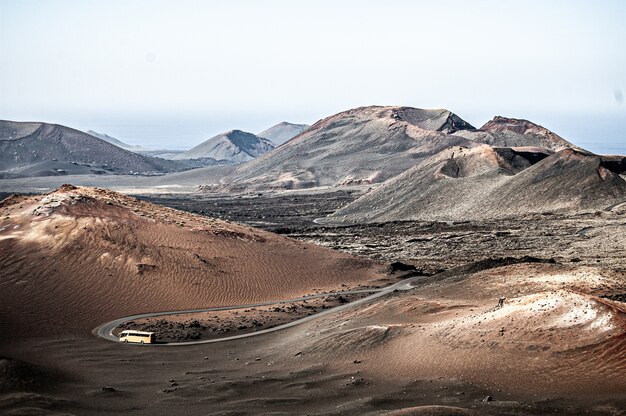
[322,146,626,223]
[257,122,309,145]
[0,120,190,177]
[173,130,275,163]
[222,106,583,191]
[223,106,479,190]
[453,116,577,151]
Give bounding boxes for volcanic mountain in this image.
[0,185,384,339]
[453,116,577,151]
[323,146,626,223]
[257,122,309,145]
[173,130,275,163]
[223,106,577,191]
[224,106,478,190]
[0,120,189,177]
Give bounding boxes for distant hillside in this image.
[257,122,309,145]
[86,130,143,152]
[453,116,577,151]
[136,149,187,159]
[223,106,482,190]
[173,130,275,163]
[0,120,191,177]
[86,130,188,160]
[322,146,626,223]
[222,106,583,191]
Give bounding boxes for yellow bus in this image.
[118,330,155,344]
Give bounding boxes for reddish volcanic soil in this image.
[1,186,625,415]
[284,264,626,398]
[0,185,387,340]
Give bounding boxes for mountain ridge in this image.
[86,130,143,152]
[222,105,577,191]
[0,120,190,176]
[322,146,626,223]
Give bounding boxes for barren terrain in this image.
[0,186,387,340]
[2,105,625,415]
[1,188,625,415]
[116,293,371,342]
[138,191,626,273]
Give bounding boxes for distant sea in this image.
[477,112,626,156]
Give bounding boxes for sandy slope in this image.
[277,263,626,397]
[0,185,385,339]
[0,197,624,413]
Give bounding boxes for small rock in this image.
[483,395,493,402]
[101,386,116,392]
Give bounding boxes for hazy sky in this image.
[1,0,625,151]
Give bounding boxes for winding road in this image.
[95,275,424,346]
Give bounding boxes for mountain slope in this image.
[87,130,188,160]
[222,106,578,191]
[0,185,383,338]
[173,130,275,162]
[453,116,576,151]
[257,122,309,145]
[323,147,626,223]
[224,106,479,190]
[0,120,188,175]
[281,262,626,398]
[86,130,143,152]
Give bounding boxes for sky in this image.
[1,0,625,152]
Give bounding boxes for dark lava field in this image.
[139,191,626,275]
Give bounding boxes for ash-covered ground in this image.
[140,191,626,274]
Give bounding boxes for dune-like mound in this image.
[223,106,478,190]
[432,289,625,352]
[0,185,384,339]
[288,264,626,396]
[453,116,576,151]
[324,147,626,223]
[173,130,274,163]
[0,120,188,176]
